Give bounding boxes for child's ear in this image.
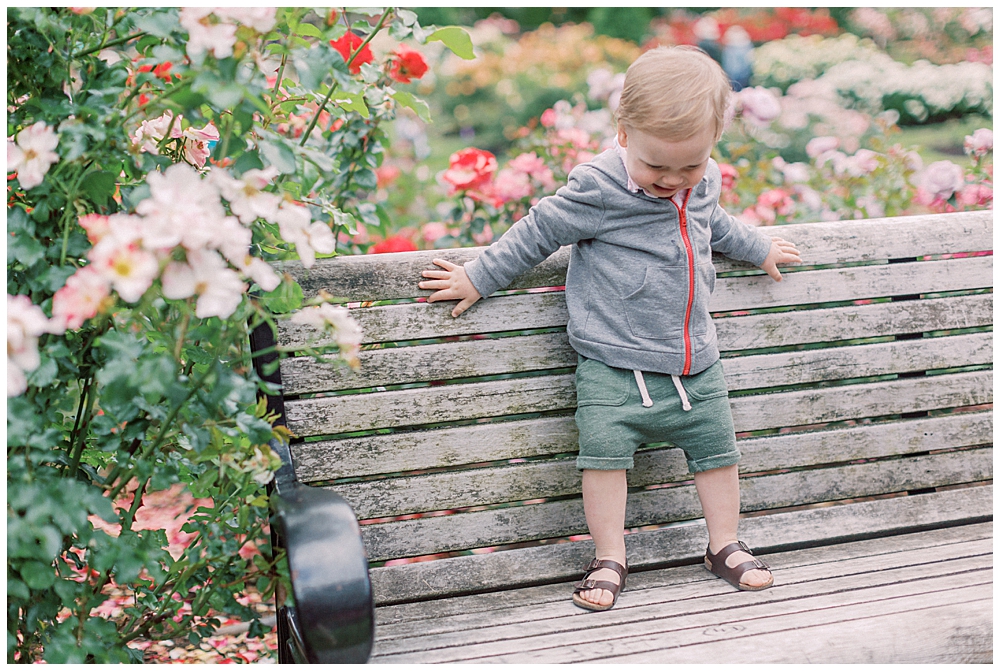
[617,126,628,148]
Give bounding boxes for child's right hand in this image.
[419,259,482,318]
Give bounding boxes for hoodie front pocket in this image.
[622,266,687,340]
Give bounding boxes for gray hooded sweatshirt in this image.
[464,148,772,378]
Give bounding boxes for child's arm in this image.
[760,237,801,282]
[419,259,482,317]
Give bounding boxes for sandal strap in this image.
[582,558,628,582]
[705,541,772,587]
[573,579,622,593]
[706,540,764,566]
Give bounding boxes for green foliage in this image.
[7,6,466,663]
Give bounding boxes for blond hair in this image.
[615,46,732,141]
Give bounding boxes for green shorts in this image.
[574,356,740,473]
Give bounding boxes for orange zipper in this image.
[671,190,695,375]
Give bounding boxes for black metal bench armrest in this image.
[270,440,374,663]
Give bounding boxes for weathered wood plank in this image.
[281,333,575,395]
[714,292,992,351]
[325,411,993,518]
[371,560,992,662]
[367,485,991,604]
[708,255,992,313]
[284,368,991,438]
[277,256,992,349]
[277,212,992,301]
[373,523,993,628]
[592,590,992,664]
[442,575,993,664]
[278,290,992,358]
[359,449,992,561]
[281,322,991,396]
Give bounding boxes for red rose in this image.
[370,235,418,254]
[330,32,374,74]
[442,148,497,192]
[389,44,429,84]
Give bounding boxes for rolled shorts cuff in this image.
[687,449,741,474]
[576,455,634,471]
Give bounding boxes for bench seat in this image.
[255,211,993,663]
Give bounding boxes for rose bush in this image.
[6,6,470,663]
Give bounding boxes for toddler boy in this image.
[419,46,800,610]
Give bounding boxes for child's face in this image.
[617,124,716,199]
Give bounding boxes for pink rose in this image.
[52,267,111,331]
[739,87,782,127]
[958,183,993,207]
[964,128,993,157]
[718,163,738,191]
[442,147,497,192]
[806,136,839,159]
[491,168,533,204]
[508,152,546,176]
[540,108,557,128]
[919,161,965,201]
[421,222,448,244]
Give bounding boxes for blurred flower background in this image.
[340,7,991,253]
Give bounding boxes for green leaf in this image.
[427,26,475,60]
[8,231,45,267]
[135,10,180,38]
[259,278,303,314]
[258,140,297,174]
[19,560,56,590]
[7,578,30,600]
[391,91,431,123]
[80,170,117,207]
[334,91,369,118]
[26,356,58,388]
[294,22,323,39]
[232,150,265,176]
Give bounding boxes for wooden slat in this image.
[708,255,992,313]
[714,292,992,351]
[371,556,991,662]
[281,333,575,395]
[385,572,992,663]
[277,212,992,302]
[277,255,992,348]
[281,327,990,396]
[284,368,991,437]
[374,522,992,630]
[324,411,992,517]
[296,404,990,486]
[605,597,992,664]
[366,485,992,604]
[279,290,991,352]
[359,449,992,561]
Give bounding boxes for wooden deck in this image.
[371,522,992,664]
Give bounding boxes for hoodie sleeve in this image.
[708,203,773,267]
[464,166,605,298]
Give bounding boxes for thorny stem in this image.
[67,377,95,477]
[121,477,150,532]
[71,31,147,59]
[298,9,391,147]
[107,369,210,500]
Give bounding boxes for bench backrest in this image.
[272,211,993,606]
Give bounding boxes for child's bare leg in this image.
[578,468,628,607]
[693,464,770,588]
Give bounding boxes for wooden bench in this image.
[253,211,993,663]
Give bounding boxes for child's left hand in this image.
[760,237,801,282]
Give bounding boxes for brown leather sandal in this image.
[704,541,774,591]
[572,558,628,612]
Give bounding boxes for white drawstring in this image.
[633,370,653,408]
[671,375,692,411]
